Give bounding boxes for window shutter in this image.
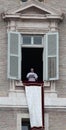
[8,32,21,80]
[44,32,59,81]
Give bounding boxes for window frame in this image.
[21,34,44,46]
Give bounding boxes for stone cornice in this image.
[2,13,63,20]
[0,91,66,109]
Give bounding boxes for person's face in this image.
[31,68,34,72]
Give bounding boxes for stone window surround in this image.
[5,3,61,91]
[17,113,49,130]
[8,20,57,90]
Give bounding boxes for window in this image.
[38,0,44,2]
[21,0,44,2]
[8,32,59,81]
[22,34,43,45]
[22,119,30,130]
[21,0,27,2]
[22,48,43,81]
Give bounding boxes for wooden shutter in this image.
[8,32,21,80]
[43,32,59,81]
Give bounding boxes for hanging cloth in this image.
[25,85,44,128]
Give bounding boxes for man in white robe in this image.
[26,68,38,82]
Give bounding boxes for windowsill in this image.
[15,81,50,87]
[9,80,51,92]
[9,80,57,98]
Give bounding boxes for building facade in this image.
[0,0,66,129]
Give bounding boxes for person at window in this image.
[26,68,38,82]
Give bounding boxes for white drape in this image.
[25,86,42,128]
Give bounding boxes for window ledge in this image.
[16,81,50,87]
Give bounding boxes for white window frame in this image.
[21,34,44,48]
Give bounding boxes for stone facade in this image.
[0,0,66,130]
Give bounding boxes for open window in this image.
[22,48,43,81]
[8,32,59,81]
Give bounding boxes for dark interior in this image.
[22,118,30,130]
[21,48,43,82]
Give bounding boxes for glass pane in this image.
[48,34,57,55]
[10,56,18,78]
[48,57,56,78]
[22,126,29,130]
[22,35,31,44]
[34,35,42,44]
[10,33,18,55]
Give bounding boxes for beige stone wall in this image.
[0,108,66,130]
[0,108,28,130]
[49,110,66,130]
[55,14,66,97]
[0,0,21,95]
[0,108,17,130]
[1,1,66,130]
[47,0,66,9]
[40,0,66,97]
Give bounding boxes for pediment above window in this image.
[2,0,63,20]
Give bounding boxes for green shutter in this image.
[44,32,59,81]
[8,32,21,80]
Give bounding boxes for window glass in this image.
[22,126,29,130]
[22,34,43,45]
[33,35,42,44]
[22,35,31,44]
